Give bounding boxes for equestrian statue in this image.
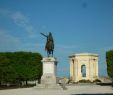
[40,32,54,57]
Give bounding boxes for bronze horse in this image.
[41,32,54,57]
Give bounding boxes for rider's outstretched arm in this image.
[40,33,48,38]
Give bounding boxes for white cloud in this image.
[0,30,42,52]
[11,12,29,26]
[11,12,37,38]
[55,44,78,55]
[56,44,78,51]
[0,30,21,51]
[0,9,38,38]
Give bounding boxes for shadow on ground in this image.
[71,93,113,95]
[0,84,35,90]
[96,82,113,86]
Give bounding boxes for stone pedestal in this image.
[41,57,57,84]
[35,57,64,90]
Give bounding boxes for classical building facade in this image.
[69,53,98,82]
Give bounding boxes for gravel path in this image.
[0,85,113,95]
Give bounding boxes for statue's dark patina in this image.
[41,32,54,57]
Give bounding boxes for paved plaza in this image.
[0,85,113,95]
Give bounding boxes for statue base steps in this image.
[34,84,63,90]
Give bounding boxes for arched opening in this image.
[81,65,86,77]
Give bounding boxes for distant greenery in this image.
[106,50,113,79]
[93,79,101,83]
[0,52,42,86]
[78,80,92,83]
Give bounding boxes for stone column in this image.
[96,58,98,77]
[70,59,73,80]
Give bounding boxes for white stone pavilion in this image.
[69,53,99,82]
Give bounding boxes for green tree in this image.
[106,50,113,79]
[0,54,16,85]
[0,51,42,86]
[14,52,42,85]
[0,55,9,84]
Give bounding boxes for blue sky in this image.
[0,0,113,77]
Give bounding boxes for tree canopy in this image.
[0,52,42,86]
[106,50,113,78]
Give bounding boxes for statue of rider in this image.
[41,32,54,57]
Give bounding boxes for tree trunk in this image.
[26,80,28,86]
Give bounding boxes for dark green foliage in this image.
[78,79,92,83]
[0,52,42,86]
[106,50,113,78]
[93,79,101,83]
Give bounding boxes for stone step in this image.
[34,84,66,90]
